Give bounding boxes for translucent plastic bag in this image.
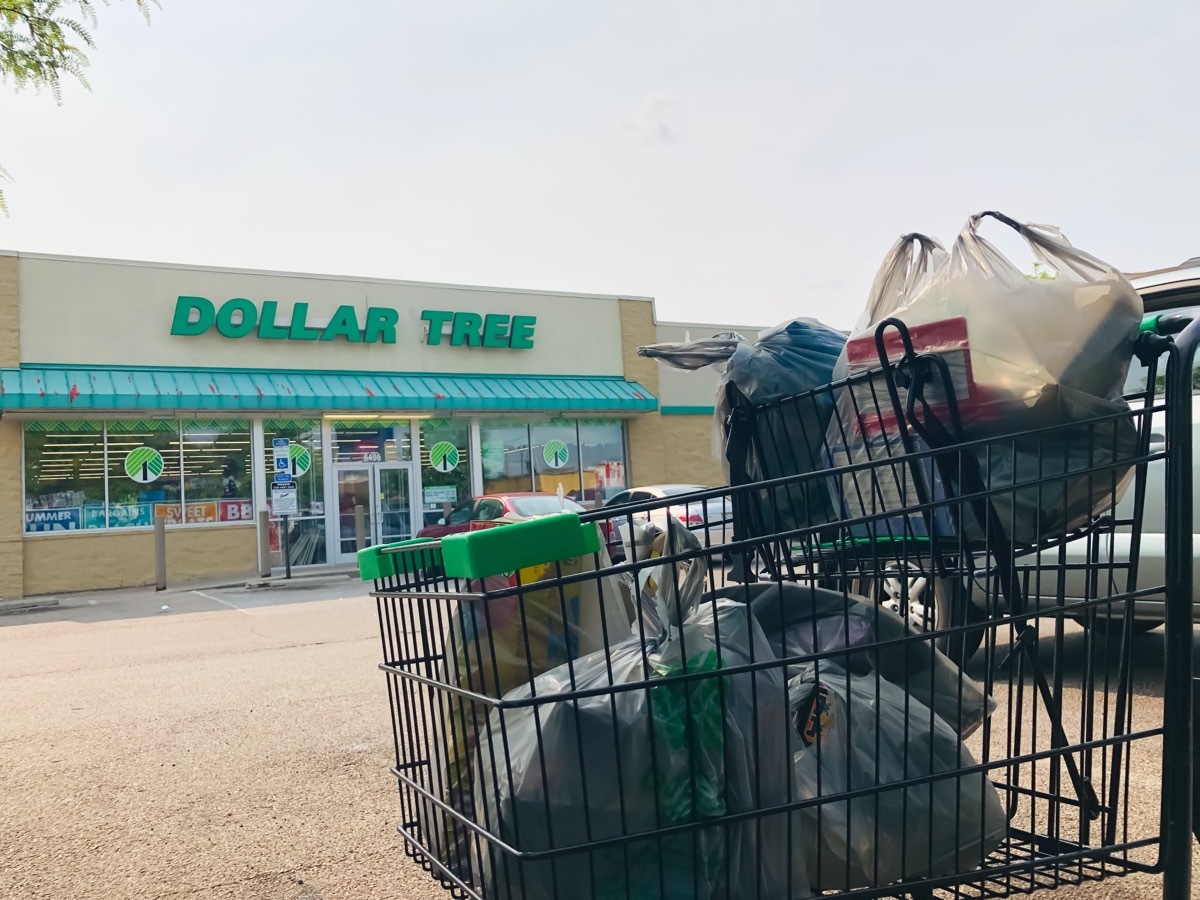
[854,232,948,333]
[845,211,1142,436]
[830,213,1142,543]
[790,664,1007,890]
[638,319,847,534]
[476,597,798,900]
[714,581,994,739]
[721,320,847,533]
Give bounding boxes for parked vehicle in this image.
[601,484,733,557]
[416,493,588,541]
[1035,264,1200,633]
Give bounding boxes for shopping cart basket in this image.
[362,317,1196,899]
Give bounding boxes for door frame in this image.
[328,461,415,564]
[372,461,415,547]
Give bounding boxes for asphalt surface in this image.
[0,579,1197,899]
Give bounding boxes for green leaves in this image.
[1,1,158,212]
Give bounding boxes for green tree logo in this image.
[430,441,460,473]
[542,440,569,469]
[288,443,312,476]
[124,446,164,483]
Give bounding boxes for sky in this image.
[2,0,1198,330]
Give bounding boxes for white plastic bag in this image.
[854,232,948,333]
[790,664,1007,890]
[475,597,800,900]
[847,212,1142,435]
[830,213,1143,543]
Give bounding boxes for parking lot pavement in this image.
[0,581,1196,899]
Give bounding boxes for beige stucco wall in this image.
[17,254,635,378]
[620,299,667,486]
[23,525,257,596]
[0,252,18,367]
[659,413,725,486]
[653,320,768,411]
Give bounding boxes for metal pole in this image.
[257,510,271,578]
[354,504,366,551]
[153,514,167,591]
[1163,322,1197,900]
[281,514,292,580]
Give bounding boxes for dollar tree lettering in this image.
[125,447,164,484]
[430,441,461,473]
[542,440,569,469]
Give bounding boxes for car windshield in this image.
[507,495,585,517]
[659,485,707,497]
[447,504,473,525]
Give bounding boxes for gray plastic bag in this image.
[474,595,798,900]
[790,663,1007,890]
[712,581,994,740]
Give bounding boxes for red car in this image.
[416,493,587,540]
[416,492,625,562]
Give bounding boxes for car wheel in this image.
[859,562,987,665]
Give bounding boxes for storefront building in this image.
[0,250,760,597]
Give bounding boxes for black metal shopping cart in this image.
[361,317,1196,899]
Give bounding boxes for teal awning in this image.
[0,366,657,413]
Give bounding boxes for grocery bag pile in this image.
[425,519,1007,899]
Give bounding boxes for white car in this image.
[601,484,733,556]
[1027,263,1200,633]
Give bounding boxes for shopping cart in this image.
[362,317,1196,899]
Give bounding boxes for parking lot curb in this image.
[0,598,60,616]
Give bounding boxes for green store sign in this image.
[170,296,537,349]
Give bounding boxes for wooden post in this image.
[154,515,167,591]
[257,510,271,577]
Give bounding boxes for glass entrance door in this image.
[375,465,412,545]
[333,463,413,563]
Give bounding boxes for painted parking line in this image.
[191,589,251,615]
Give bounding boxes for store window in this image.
[418,419,471,528]
[104,420,183,528]
[330,419,412,463]
[180,420,253,524]
[578,419,628,507]
[480,420,532,494]
[24,419,254,533]
[531,420,582,495]
[263,419,326,567]
[23,421,106,532]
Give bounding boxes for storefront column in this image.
[0,251,18,368]
[469,419,483,496]
[0,254,23,597]
[619,298,667,485]
[250,418,267,572]
[0,417,25,598]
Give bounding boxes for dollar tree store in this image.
[0,250,757,596]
